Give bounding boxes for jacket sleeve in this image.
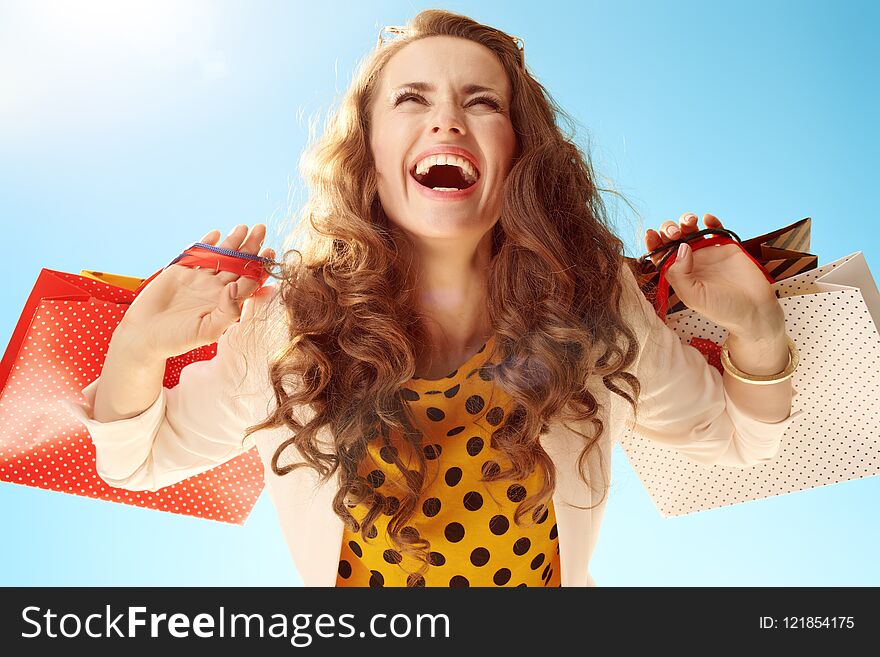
[617,264,803,468]
[60,284,288,491]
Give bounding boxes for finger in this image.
[658,219,681,242]
[224,280,243,315]
[679,212,699,236]
[239,223,267,255]
[170,229,222,277]
[200,229,221,245]
[218,224,248,251]
[704,213,724,228]
[212,242,275,288]
[179,228,225,266]
[208,223,265,283]
[644,228,674,267]
[231,279,258,299]
[644,228,659,252]
[231,248,274,298]
[201,280,244,341]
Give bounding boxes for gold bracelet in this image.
[720,334,800,385]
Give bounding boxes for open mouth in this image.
[410,163,479,191]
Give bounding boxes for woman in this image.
[64,9,800,587]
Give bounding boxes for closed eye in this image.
[469,94,502,110]
[392,92,424,106]
[392,91,502,111]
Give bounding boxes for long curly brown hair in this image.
[243,8,644,580]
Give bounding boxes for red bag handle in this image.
[638,227,775,321]
[133,242,276,296]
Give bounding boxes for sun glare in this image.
[0,0,216,141]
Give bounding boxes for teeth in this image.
[431,187,460,191]
[413,153,479,184]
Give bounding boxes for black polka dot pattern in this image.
[493,568,511,585]
[533,504,549,524]
[444,522,465,542]
[445,467,463,487]
[470,547,490,566]
[383,549,402,564]
[335,334,561,587]
[426,407,445,422]
[462,491,483,511]
[489,515,509,535]
[513,537,531,555]
[466,436,484,456]
[465,395,485,414]
[369,570,384,587]
[423,497,442,517]
[507,484,527,502]
[400,388,420,402]
[367,470,385,488]
[486,407,505,426]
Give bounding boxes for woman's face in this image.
[369,36,517,244]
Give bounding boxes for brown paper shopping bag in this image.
[628,216,818,315]
[619,250,880,517]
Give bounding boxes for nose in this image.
[430,101,466,135]
[432,124,463,135]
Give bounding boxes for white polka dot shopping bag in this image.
[621,218,880,517]
[0,245,272,525]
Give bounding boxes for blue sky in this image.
[1,0,878,586]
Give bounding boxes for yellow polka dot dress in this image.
[336,335,562,587]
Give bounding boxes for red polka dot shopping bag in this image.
[621,217,880,517]
[0,242,273,525]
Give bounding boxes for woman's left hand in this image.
[644,212,785,340]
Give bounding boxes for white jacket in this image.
[61,265,801,587]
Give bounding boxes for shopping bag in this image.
[0,243,274,525]
[78,270,145,290]
[619,242,880,518]
[627,216,818,317]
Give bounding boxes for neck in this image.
[410,229,495,357]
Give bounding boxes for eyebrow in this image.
[391,81,502,96]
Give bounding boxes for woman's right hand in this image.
[117,224,277,360]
